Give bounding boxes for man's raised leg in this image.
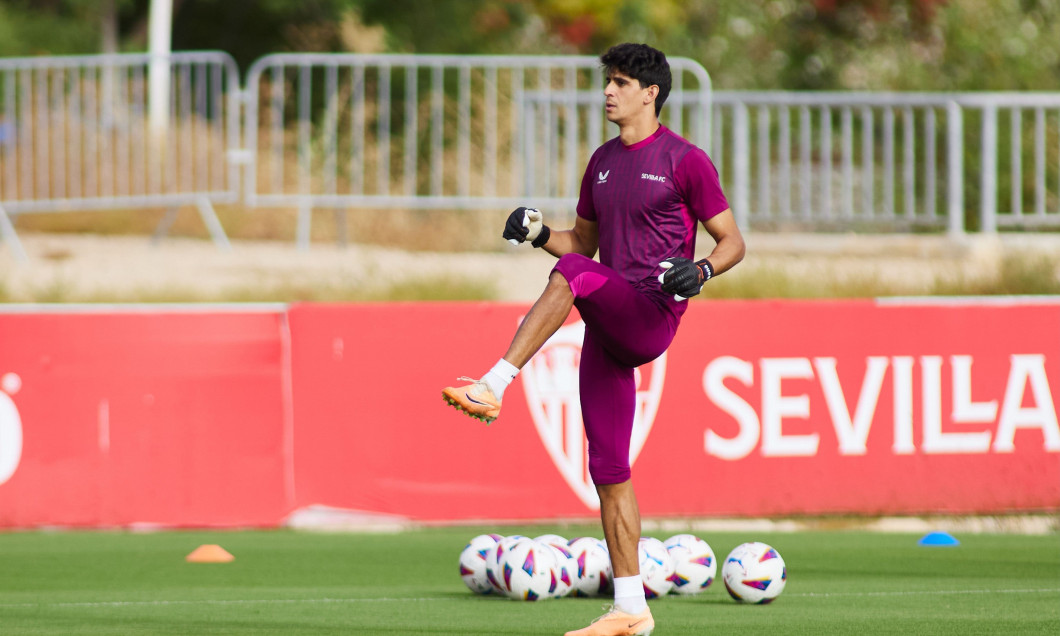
[500,270,574,368]
[442,271,574,423]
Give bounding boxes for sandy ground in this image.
[1,230,1059,303]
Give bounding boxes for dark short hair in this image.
[600,43,671,117]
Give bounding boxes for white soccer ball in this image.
[534,534,575,596]
[533,533,568,548]
[543,541,576,598]
[500,538,559,601]
[459,534,504,594]
[722,542,787,604]
[662,533,703,552]
[663,534,717,595]
[638,537,676,599]
[484,535,526,595]
[566,537,613,597]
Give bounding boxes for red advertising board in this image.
[0,299,1057,528]
[0,307,291,527]
[649,298,1060,516]
[287,299,1060,520]
[286,303,592,520]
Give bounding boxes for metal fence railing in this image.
[0,51,240,260]
[1,51,1058,260]
[242,54,711,248]
[712,92,964,234]
[956,93,1060,232]
[712,91,1060,235]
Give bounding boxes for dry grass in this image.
[0,271,496,304]
[6,208,1060,303]
[929,252,1060,296]
[13,205,516,253]
[704,252,1060,300]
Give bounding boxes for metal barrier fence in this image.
[1,51,1058,260]
[712,92,964,234]
[712,91,1060,235]
[958,93,1060,232]
[242,53,711,248]
[0,51,240,260]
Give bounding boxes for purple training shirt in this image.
[576,125,730,315]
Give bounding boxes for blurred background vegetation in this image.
[0,0,1057,90]
[1,0,1059,301]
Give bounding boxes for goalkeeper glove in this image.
[502,207,550,247]
[658,257,714,301]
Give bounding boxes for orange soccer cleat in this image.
[563,606,654,636]
[442,377,501,424]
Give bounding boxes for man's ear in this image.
[643,84,659,106]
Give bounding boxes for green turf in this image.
[0,525,1057,635]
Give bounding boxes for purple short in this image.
[552,253,678,485]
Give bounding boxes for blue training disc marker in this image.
[918,531,960,546]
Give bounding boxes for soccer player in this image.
[443,43,744,636]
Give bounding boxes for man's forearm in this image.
[701,234,745,276]
[541,229,594,258]
[541,217,599,259]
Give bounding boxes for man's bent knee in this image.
[589,457,632,485]
[547,268,571,288]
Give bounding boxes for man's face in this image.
[603,70,654,124]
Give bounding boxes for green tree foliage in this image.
[167,0,355,69]
[0,0,371,68]
[774,0,1060,90]
[526,0,1060,90]
[0,0,1057,90]
[358,0,538,54]
[0,0,103,56]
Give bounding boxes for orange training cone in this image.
[185,544,235,563]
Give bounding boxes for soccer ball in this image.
[533,534,568,548]
[534,534,575,596]
[638,537,676,599]
[566,537,613,597]
[663,534,717,595]
[722,542,787,604]
[541,540,576,598]
[500,538,559,601]
[662,533,707,553]
[459,534,503,594]
[484,535,526,595]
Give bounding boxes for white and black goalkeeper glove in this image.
[503,207,550,247]
[658,257,714,301]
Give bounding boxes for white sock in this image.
[482,358,519,400]
[613,575,647,614]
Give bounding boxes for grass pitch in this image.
[0,525,1057,635]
